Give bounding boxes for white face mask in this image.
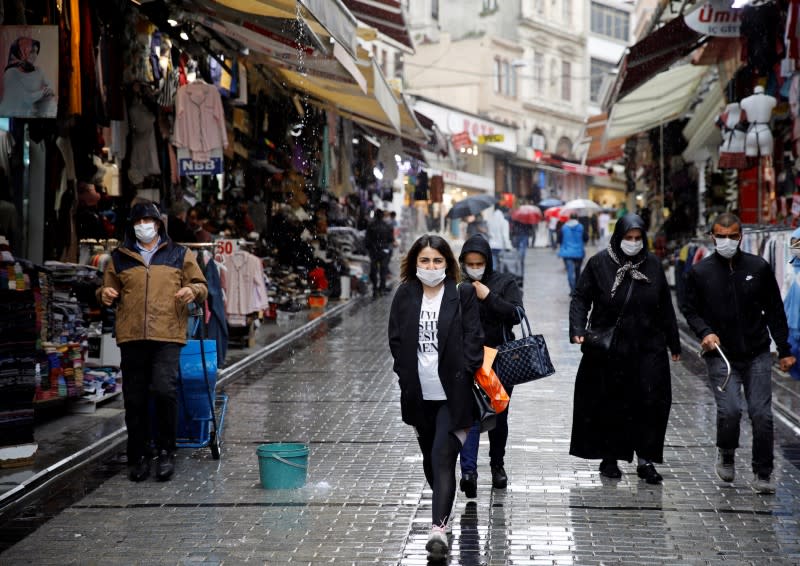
[134,222,158,244]
[465,266,485,280]
[715,238,739,259]
[620,240,643,257]
[416,267,446,287]
[791,247,800,259]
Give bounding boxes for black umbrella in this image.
[446,194,497,219]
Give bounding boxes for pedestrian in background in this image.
[547,213,560,250]
[510,219,532,279]
[569,214,681,484]
[681,212,795,494]
[365,208,395,297]
[388,234,484,561]
[558,213,587,294]
[486,203,511,268]
[98,202,208,482]
[457,234,523,497]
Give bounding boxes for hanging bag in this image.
[495,306,555,388]
[581,280,633,356]
[476,346,509,413]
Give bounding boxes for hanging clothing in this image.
[173,81,228,162]
[128,99,161,177]
[222,251,268,326]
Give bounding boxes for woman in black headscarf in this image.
[0,36,56,117]
[568,213,681,483]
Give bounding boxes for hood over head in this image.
[609,213,648,261]
[126,201,168,246]
[459,234,493,278]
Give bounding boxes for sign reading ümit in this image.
[685,0,741,37]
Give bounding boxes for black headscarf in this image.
[607,213,651,297]
[5,37,40,73]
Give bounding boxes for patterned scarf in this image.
[608,244,650,298]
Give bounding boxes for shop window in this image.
[533,53,544,96]
[590,2,629,41]
[590,58,615,102]
[503,60,511,95]
[561,61,571,101]
[494,57,503,93]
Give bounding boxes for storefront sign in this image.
[413,99,517,153]
[685,0,741,37]
[177,148,224,176]
[478,134,505,144]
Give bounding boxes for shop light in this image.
[179,31,189,41]
[373,166,384,180]
[352,138,359,144]
[167,19,178,27]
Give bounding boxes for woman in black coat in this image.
[388,234,484,560]
[568,214,681,484]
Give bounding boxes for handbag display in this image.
[580,280,634,356]
[495,306,555,388]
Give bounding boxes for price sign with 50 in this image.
[214,239,239,263]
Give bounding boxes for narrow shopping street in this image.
[1,246,799,565]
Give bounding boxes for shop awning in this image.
[341,0,413,49]
[608,15,705,106]
[208,0,359,58]
[607,64,709,140]
[579,113,627,166]
[278,56,402,133]
[682,79,724,161]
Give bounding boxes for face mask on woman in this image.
[620,240,643,257]
[715,238,739,259]
[416,267,446,287]
[134,222,158,244]
[465,266,485,280]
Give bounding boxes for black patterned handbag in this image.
[495,306,555,387]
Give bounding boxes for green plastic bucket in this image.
[256,442,309,489]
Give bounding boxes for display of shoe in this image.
[425,525,449,561]
[752,473,776,494]
[599,459,622,479]
[491,465,507,489]
[459,472,478,499]
[128,456,150,482]
[156,450,175,481]
[636,463,663,484]
[715,448,735,483]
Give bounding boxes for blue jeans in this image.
[563,258,583,292]
[460,386,513,474]
[705,351,774,476]
[513,236,527,276]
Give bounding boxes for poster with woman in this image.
[0,26,58,119]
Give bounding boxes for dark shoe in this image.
[599,459,622,479]
[128,456,150,482]
[715,448,735,483]
[637,463,663,485]
[491,465,507,489]
[156,450,175,481]
[459,473,477,498]
[752,473,775,494]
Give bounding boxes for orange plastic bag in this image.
[475,347,509,413]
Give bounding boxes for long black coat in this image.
[568,220,680,463]
[388,278,484,431]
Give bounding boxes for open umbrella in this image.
[544,206,569,222]
[446,194,496,219]
[511,204,542,225]
[562,199,601,214]
[538,198,563,209]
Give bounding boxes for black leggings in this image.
[416,401,464,526]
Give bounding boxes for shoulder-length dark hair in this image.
[400,234,461,284]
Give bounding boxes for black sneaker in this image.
[128,456,150,482]
[156,450,175,481]
[636,463,663,485]
[459,473,477,498]
[491,465,507,489]
[599,459,622,479]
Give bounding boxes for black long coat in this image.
[388,278,485,431]
[568,248,681,463]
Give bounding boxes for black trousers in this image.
[120,340,182,461]
[369,250,391,291]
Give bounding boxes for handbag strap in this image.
[501,305,531,343]
[612,279,635,329]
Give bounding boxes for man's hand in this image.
[572,335,584,344]
[101,287,119,306]
[779,355,797,372]
[700,333,720,353]
[671,353,681,362]
[175,286,196,304]
[472,281,490,300]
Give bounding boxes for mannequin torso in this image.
[739,87,776,157]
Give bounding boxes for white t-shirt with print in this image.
[418,285,446,400]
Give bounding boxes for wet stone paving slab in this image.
[1,247,799,564]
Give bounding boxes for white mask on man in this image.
[715,238,739,259]
[465,266,485,280]
[134,222,158,244]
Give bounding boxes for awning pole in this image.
[660,122,665,225]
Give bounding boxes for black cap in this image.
[130,201,161,223]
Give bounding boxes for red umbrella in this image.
[511,205,542,224]
[544,206,569,222]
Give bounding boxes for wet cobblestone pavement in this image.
[1,246,799,564]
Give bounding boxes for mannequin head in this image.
[754,85,765,95]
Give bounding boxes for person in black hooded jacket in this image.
[457,234,523,497]
[568,214,681,484]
